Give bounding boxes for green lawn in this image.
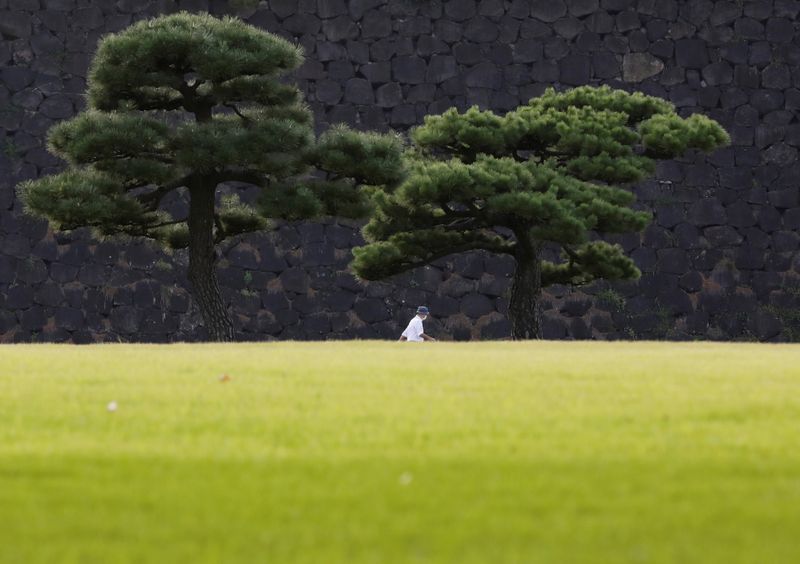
[1,342,799,563]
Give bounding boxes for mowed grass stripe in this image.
[1,342,799,563]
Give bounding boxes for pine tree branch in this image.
[134,173,194,211]
[393,237,517,272]
[224,103,252,125]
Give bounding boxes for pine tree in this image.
[352,86,729,339]
[18,12,403,342]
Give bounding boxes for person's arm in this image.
[421,333,436,341]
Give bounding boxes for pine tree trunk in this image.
[187,180,235,342]
[509,233,543,340]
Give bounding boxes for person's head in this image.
[416,306,430,320]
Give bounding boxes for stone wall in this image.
[1,0,799,342]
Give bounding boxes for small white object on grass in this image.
[107,401,118,412]
[399,472,413,486]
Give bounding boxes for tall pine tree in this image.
[18,12,403,341]
[352,86,729,339]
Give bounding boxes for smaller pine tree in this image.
[352,86,729,339]
[18,12,403,341]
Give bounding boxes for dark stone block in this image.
[461,294,494,318]
[743,226,770,249]
[19,307,46,332]
[751,90,784,114]
[109,306,140,334]
[0,309,17,333]
[476,318,508,339]
[689,198,727,226]
[426,55,458,83]
[658,248,689,274]
[783,207,800,230]
[440,274,475,297]
[227,244,260,270]
[390,104,418,125]
[6,285,34,310]
[132,281,160,309]
[2,234,31,259]
[283,14,321,35]
[428,294,460,317]
[631,247,657,270]
[768,188,798,209]
[34,281,64,307]
[464,17,498,43]
[735,246,766,269]
[1,67,35,92]
[655,204,684,228]
[270,0,297,18]
[559,54,591,85]
[361,9,391,38]
[701,62,732,85]
[217,267,247,290]
[726,200,756,228]
[444,0,477,21]
[409,84,436,103]
[84,289,112,314]
[347,0,385,19]
[531,0,566,22]
[354,298,391,323]
[704,226,742,247]
[17,258,48,284]
[542,314,568,339]
[327,60,355,81]
[766,251,792,271]
[452,43,479,66]
[392,56,427,84]
[375,82,403,108]
[567,317,591,340]
[673,223,704,250]
[451,253,484,280]
[303,313,332,338]
[560,299,592,317]
[0,256,17,284]
[762,63,791,89]
[748,309,782,340]
[261,290,290,313]
[592,51,619,79]
[766,18,794,42]
[675,39,708,68]
[343,77,373,104]
[416,35,449,57]
[0,11,31,39]
[279,268,310,294]
[465,62,501,87]
[643,225,671,249]
[324,290,356,312]
[763,143,797,166]
[679,271,703,293]
[773,230,800,252]
[660,287,693,315]
[291,293,324,315]
[360,61,390,84]
[54,307,83,332]
[513,39,543,63]
[318,0,347,18]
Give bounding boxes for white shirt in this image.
[402,316,424,341]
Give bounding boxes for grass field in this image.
[1,342,800,563]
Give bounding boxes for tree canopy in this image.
[18,12,404,341]
[352,86,729,338]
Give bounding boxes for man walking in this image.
[399,306,436,342]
